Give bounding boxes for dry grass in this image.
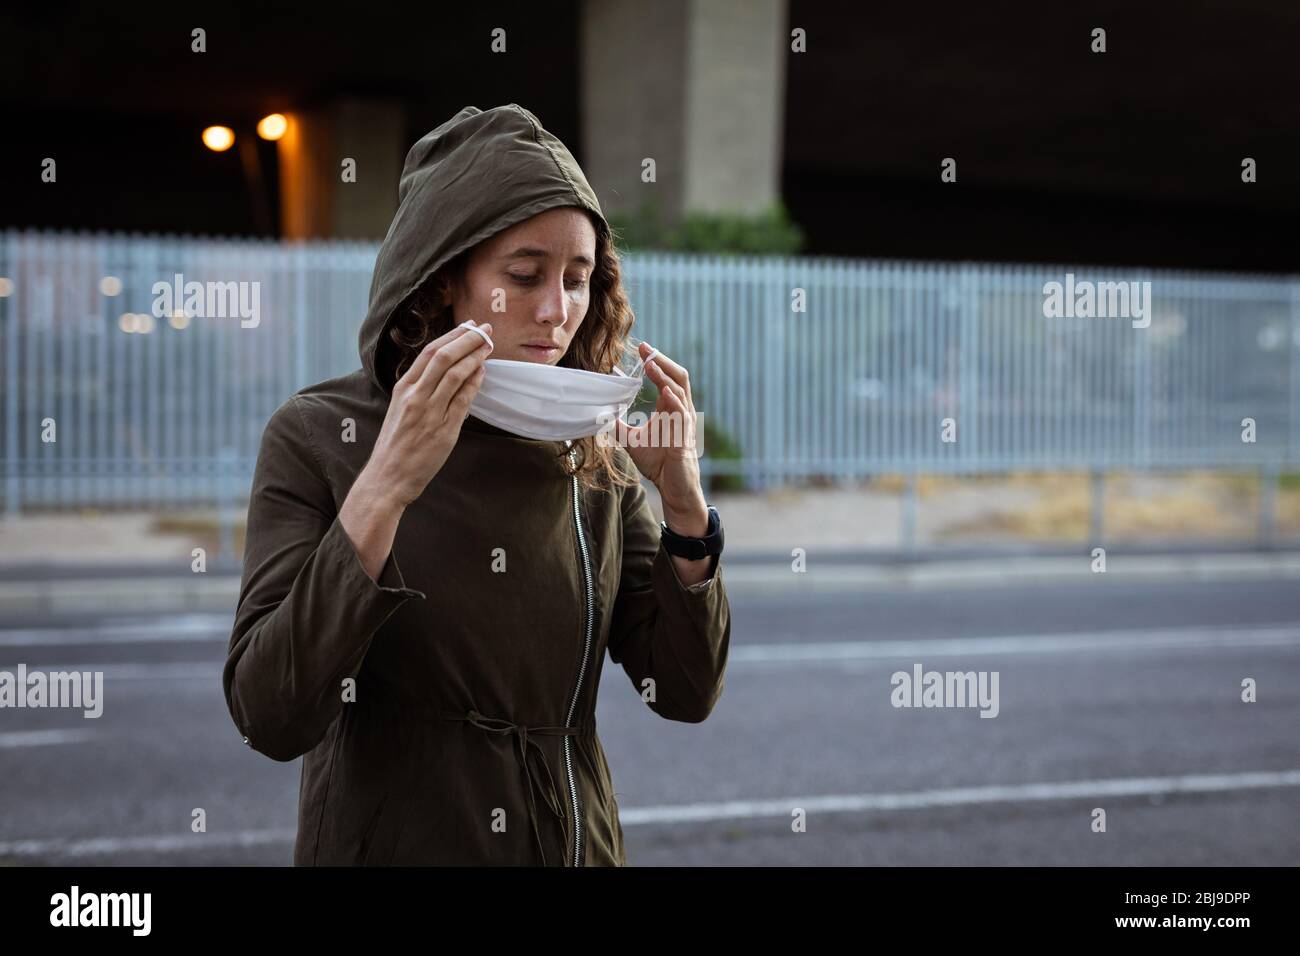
[141,473,1300,551]
[148,513,246,556]
[935,470,1295,541]
[867,473,1006,496]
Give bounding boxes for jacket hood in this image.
[359,104,608,396]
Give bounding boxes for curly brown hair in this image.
[386,213,643,493]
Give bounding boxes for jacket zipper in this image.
[564,444,595,866]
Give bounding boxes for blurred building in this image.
[2,1,1298,270]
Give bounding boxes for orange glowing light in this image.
[202,126,235,152]
[257,113,287,141]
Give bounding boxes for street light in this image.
[202,126,235,152]
[257,114,287,141]
[203,120,274,232]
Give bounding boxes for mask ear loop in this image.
[459,321,494,353]
[625,346,659,379]
[613,344,660,425]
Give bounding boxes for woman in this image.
[222,104,731,866]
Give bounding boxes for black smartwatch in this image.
[660,505,724,560]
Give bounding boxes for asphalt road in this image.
[1,575,1297,866]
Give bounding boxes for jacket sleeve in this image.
[606,468,731,723]
[222,396,426,762]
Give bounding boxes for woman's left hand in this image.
[611,342,710,536]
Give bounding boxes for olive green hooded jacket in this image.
[222,104,731,866]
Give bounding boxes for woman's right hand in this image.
[339,321,492,583]
[363,321,494,509]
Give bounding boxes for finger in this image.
[643,348,690,396]
[399,321,488,390]
[428,346,491,419]
[657,384,691,423]
[635,341,661,369]
[649,361,690,409]
[447,361,488,422]
[413,322,493,400]
[656,388,697,451]
[458,322,495,352]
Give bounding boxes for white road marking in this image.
[3,625,1296,682]
[3,769,1298,857]
[0,729,100,748]
[0,614,231,647]
[732,625,1300,663]
[0,829,296,858]
[618,769,1300,824]
[0,663,220,680]
[721,554,1300,590]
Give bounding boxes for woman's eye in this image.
[508,272,585,290]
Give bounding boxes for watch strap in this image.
[659,505,724,560]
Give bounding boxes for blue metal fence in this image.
[2,229,1298,511]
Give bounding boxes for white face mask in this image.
[457,322,658,441]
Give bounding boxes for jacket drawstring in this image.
[440,708,579,865]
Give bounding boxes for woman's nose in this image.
[533,278,569,326]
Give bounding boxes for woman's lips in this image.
[521,344,560,357]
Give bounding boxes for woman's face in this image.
[444,206,598,364]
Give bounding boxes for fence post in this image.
[1258,465,1278,549]
[3,232,18,518]
[294,243,307,388]
[1090,469,1106,546]
[901,471,918,555]
[763,257,785,490]
[959,263,978,472]
[218,445,236,567]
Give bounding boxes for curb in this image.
[0,577,240,616]
[4,551,1300,614]
[720,552,1300,591]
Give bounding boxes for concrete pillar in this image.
[278,97,407,239]
[580,0,787,225]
